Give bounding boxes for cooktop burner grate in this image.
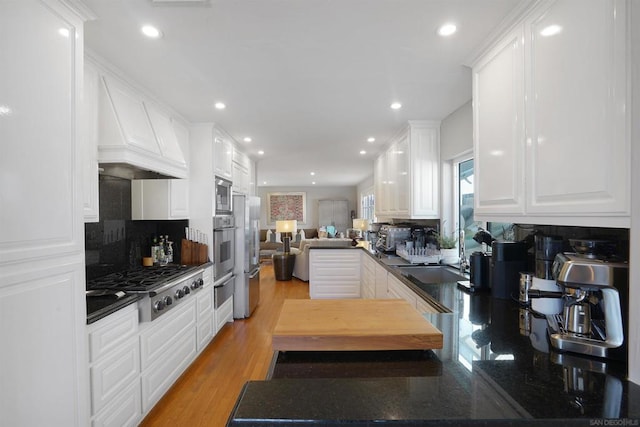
[87,264,198,292]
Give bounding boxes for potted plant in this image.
[438,230,459,265]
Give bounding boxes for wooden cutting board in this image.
[272,299,443,351]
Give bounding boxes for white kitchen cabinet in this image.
[214,129,234,180]
[131,179,189,220]
[82,62,101,222]
[309,249,361,299]
[87,304,141,426]
[472,25,525,217]
[197,266,214,352]
[374,121,440,219]
[360,253,376,299]
[387,274,418,309]
[374,263,388,299]
[232,147,251,195]
[139,300,197,414]
[146,105,187,167]
[472,0,630,227]
[416,298,439,315]
[0,2,90,425]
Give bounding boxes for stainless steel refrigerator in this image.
[233,195,260,318]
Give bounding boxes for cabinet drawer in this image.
[88,304,138,362]
[197,288,213,318]
[90,337,140,415]
[139,301,196,370]
[91,377,141,427]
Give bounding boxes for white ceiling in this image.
[83,0,524,187]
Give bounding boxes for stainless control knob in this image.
[163,296,173,306]
[197,278,204,288]
[191,280,198,290]
[175,289,185,299]
[153,300,165,312]
[182,286,190,295]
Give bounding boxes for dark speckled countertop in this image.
[227,252,640,426]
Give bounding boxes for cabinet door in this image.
[374,154,388,216]
[131,179,189,220]
[374,263,388,299]
[394,137,410,215]
[82,62,100,222]
[525,0,628,216]
[309,250,361,299]
[213,133,233,179]
[410,123,440,218]
[473,26,526,216]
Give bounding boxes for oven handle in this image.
[248,267,260,279]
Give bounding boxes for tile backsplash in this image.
[85,176,189,281]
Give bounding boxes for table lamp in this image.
[276,220,297,253]
[351,218,369,246]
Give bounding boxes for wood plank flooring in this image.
[140,263,310,427]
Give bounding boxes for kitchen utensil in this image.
[529,277,563,315]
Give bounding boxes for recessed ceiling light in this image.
[390,102,402,110]
[243,137,252,142]
[437,23,457,37]
[310,172,315,176]
[312,181,316,185]
[367,137,375,143]
[141,25,162,39]
[214,102,226,110]
[258,150,265,155]
[263,181,267,185]
[540,25,562,37]
[360,150,366,155]
[58,28,70,37]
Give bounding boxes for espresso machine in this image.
[547,250,628,360]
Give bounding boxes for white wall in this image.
[440,100,473,231]
[257,186,357,230]
[440,100,473,160]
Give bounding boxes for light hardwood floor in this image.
[140,263,310,427]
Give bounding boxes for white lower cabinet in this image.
[139,300,197,414]
[361,253,376,299]
[91,380,141,427]
[197,265,214,350]
[309,249,361,299]
[88,304,141,427]
[387,275,417,308]
[374,263,388,299]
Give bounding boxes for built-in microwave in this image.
[215,176,233,215]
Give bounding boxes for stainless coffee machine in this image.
[547,250,628,360]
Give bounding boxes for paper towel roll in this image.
[530,277,563,315]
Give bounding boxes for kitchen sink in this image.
[393,265,467,285]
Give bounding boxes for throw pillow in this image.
[267,229,274,243]
[275,232,282,243]
[299,229,306,240]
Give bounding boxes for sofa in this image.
[291,238,354,281]
[259,228,319,256]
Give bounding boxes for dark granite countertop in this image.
[227,255,640,426]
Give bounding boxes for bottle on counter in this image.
[151,236,159,264]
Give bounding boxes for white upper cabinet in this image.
[82,62,100,222]
[471,0,629,227]
[472,26,525,217]
[213,129,233,180]
[375,121,440,219]
[146,105,187,167]
[131,179,189,220]
[232,147,251,195]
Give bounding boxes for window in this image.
[454,158,513,261]
[360,190,375,223]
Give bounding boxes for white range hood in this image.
[97,74,188,180]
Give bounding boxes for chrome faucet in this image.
[459,229,469,273]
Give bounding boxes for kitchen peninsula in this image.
[227,252,640,425]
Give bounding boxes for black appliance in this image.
[469,251,491,290]
[490,241,528,300]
